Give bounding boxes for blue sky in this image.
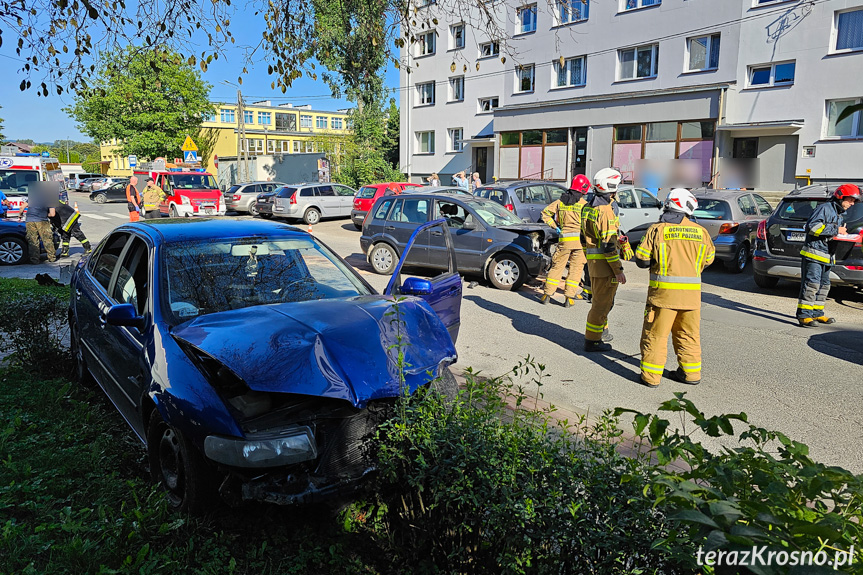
[0,8,400,143]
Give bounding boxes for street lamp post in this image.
[220,80,250,183]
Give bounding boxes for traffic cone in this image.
[307,223,313,233]
[74,202,79,213]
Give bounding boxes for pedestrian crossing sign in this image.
[183,150,199,163]
[181,136,198,151]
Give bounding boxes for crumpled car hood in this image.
[496,223,559,243]
[171,296,456,409]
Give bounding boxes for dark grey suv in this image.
[473,181,567,222]
[753,184,863,288]
[360,193,553,290]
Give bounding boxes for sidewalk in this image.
[0,257,81,281]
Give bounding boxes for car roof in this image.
[237,181,285,185]
[780,184,841,201]
[122,218,309,244]
[482,180,565,190]
[410,185,467,193]
[690,188,755,199]
[394,193,487,204]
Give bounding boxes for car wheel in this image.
[488,253,527,291]
[725,243,749,274]
[369,243,397,275]
[169,206,179,218]
[0,237,26,266]
[93,193,107,204]
[754,272,779,289]
[431,366,458,401]
[303,208,321,225]
[248,203,259,217]
[147,409,219,514]
[260,213,273,219]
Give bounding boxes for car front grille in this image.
[314,399,394,477]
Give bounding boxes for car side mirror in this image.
[401,276,432,296]
[105,303,145,329]
[463,220,477,230]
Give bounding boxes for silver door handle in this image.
[75,289,81,300]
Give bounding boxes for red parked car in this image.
[350,182,419,230]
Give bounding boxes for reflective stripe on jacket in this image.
[582,203,622,277]
[801,200,844,265]
[142,186,166,210]
[541,198,586,247]
[635,216,715,310]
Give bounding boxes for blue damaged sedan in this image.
[69,218,462,512]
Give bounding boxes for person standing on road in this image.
[581,168,625,351]
[22,191,57,265]
[125,176,142,222]
[539,174,590,306]
[635,189,715,388]
[49,199,91,257]
[797,184,861,327]
[141,177,166,220]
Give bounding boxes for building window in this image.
[243,111,253,124]
[622,0,660,11]
[825,98,863,139]
[416,131,435,154]
[448,128,464,152]
[331,117,343,129]
[449,76,464,102]
[618,44,659,80]
[517,4,537,34]
[294,141,301,152]
[275,113,297,132]
[281,141,290,153]
[417,82,436,105]
[515,64,535,93]
[300,115,313,128]
[612,120,716,185]
[258,112,271,125]
[499,129,569,180]
[687,34,720,72]
[553,56,586,88]
[556,0,588,25]
[450,24,465,49]
[305,141,315,153]
[202,110,216,122]
[220,109,235,123]
[834,8,863,52]
[417,31,436,56]
[244,138,264,156]
[479,41,500,58]
[267,140,277,153]
[478,97,500,113]
[748,61,795,87]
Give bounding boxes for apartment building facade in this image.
[400,0,863,191]
[101,101,350,176]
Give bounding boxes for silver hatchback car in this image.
[224,181,285,216]
[255,182,358,225]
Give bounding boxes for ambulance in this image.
[133,160,225,217]
[0,153,68,218]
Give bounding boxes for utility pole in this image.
[236,89,250,182]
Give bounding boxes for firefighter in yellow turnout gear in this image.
[582,168,626,352]
[539,175,591,306]
[635,189,715,388]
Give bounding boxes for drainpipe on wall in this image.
[713,86,727,189]
[406,50,412,183]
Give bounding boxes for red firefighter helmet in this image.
[568,174,591,194]
[833,184,861,203]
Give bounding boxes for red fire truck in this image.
[133,161,224,217]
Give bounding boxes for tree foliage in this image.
[0,106,5,142]
[65,47,212,160]
[334,104,403,189]
[194,127,222,170]
[383,100,400,169]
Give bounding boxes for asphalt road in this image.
[8,192,863,472]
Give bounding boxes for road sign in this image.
[181,136,198,152]
[213,155,218,168]
[128,155,137,167]
[183,150,199,163]
[41,151,50,157]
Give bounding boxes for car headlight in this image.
[530,232,541,253]
[204,426,317,468]
[180,195,191,205]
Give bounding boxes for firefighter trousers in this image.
[797,259,831,320]
[544,244,586,298]
[640,305,702,385]
[60,222,88,249]
[585,275,617,341]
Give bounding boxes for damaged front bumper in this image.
[236,467,376,506]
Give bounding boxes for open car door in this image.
[385,218,463,344]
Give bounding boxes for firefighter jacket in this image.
[541,193,586,248]
[142,185,167,210]
[582,196,623,277]
[801,200,845,265]
[634,213,715,310]
[49,202,80,233]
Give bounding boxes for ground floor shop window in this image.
[612,120,715,185]
[499,129,567,180]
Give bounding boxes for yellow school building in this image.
[100,101,351,176]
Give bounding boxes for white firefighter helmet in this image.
[664,188,698,216]
[593,168,622,195]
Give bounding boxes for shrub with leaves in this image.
[616,394,863,575]
[0,284,71,376]
[373,359,688,575]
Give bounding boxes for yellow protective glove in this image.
[618,236,634,261]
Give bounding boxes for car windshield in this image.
[357,186,378,199]
[471,200,524,226]
[0,169,39,196]
[777,199,863,225]
[169,174,219,190]
[162,237,371,325]
[693,200,732,220]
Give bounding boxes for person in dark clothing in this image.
[50,201,91,257]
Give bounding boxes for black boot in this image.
[82,241,92,255]
[59,243,70,258]
[584,340,612,352]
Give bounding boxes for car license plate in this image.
[204,208,213,215]
[787,232,806,242]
